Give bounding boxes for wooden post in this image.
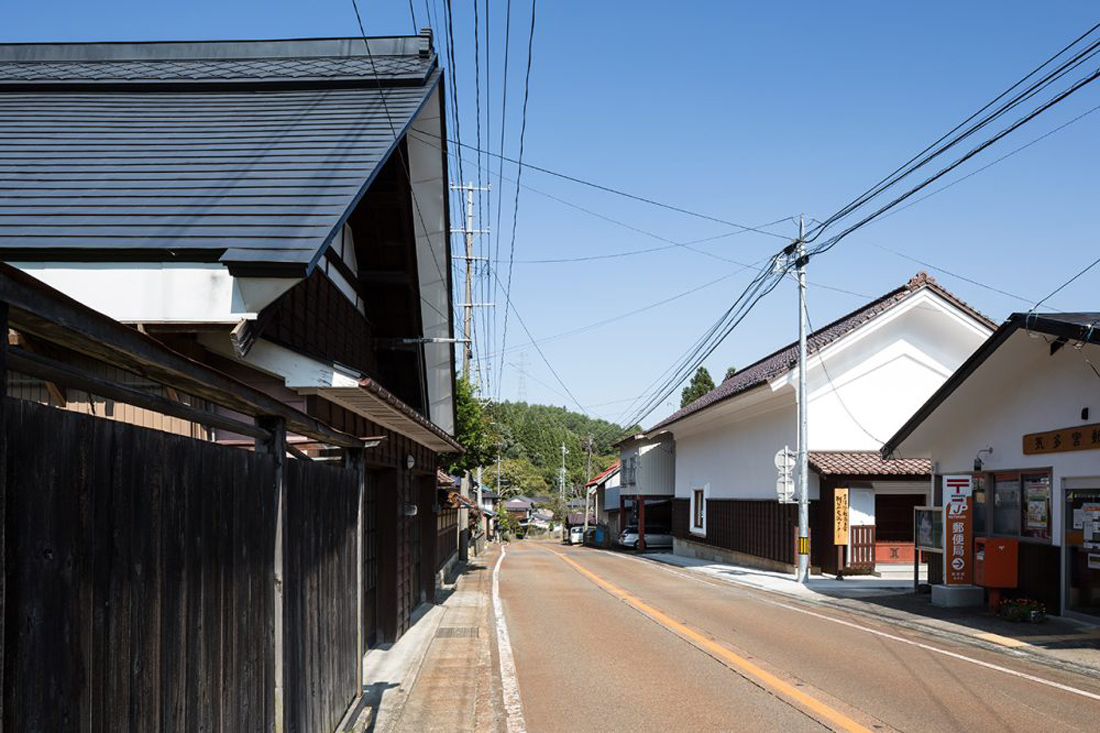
[619,491,625,537]
[638,496,647,552]
[347,448,366,692]
[0,300,8,732]
[257,417,287,733]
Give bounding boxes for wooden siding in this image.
[678,499,799,566]
[7,362,211,440]
[284,458,360,733]
[264,268,377,379]
[4,396,274,732]
[437,507,459,570]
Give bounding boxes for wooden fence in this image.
[673,498,798,566]
[3,396,361,731]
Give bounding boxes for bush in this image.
[998,597,1046,623]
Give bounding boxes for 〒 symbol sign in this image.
[943,475,973,585]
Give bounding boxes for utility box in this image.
[974,537,1018,588]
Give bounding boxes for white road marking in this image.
[591,549,1100,703]
[492,546,527,733]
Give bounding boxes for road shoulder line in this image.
[492,545,527,733]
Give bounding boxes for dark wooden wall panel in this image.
[284,457,360,733]
[680,499,799,566]
[671,498,689,539]
[4,396,274,732]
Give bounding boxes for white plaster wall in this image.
[407,83,455,435]
[896,332,1100,548]
[669,288,991,504]
[674,399,821,501]
[12,262,298,322]
[637,435,675,496]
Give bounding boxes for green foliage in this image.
[443,377,495,474]
[485,401,633,500]
[496,508,518,539]
[681,366,716,407]
[725,365,738,381]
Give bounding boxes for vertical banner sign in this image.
[943,475,973,585]
[834,488,849,546]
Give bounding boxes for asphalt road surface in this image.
[496,541,1100,733]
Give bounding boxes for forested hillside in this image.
[485,401,637,498]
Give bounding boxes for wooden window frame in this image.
[692,489,705,529]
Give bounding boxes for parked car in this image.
[569,526,585,545]
[618,525,673,550]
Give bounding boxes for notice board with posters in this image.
[944,475,973,585]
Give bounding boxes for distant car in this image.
[618,525,673,550]
[569,526,585,545]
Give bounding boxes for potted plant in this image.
[998,597,1046,623]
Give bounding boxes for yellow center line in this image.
[548,549,873,733]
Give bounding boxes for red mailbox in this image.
[974,537,1018,588]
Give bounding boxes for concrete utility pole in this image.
[560,443,568,534]
[450,182,491,380]
[796,214,810,584]
[583,435,593,533]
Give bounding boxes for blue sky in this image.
[6,2,1099,426]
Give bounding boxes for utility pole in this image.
[450,182,491,380]
[560,443,568,536]
[795,214,810,584]
[583,436,593,533]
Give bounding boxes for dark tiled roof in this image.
[809,451,931,477]
[0,36,439,276]
[649,272,994,431]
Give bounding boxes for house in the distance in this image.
[617,432,676,549]
[586,460,621,535]
[645,273,994,573]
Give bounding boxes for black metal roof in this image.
[0,35,441,276]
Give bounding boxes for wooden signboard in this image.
[1023,423,1100,455]
[834,488,849,545]
[944,475,973,585]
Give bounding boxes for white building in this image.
[882,312,1100,619]
[646,273,994,573]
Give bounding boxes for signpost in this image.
[774,446,795,503]
[944,475,973,585]
[834,487,849,577]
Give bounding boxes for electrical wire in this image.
[496,0,538,399]
[1032,253,1100,311]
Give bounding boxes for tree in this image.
[442,376,495,474]
[681,366,715,407]
[498,457,550,497]
[725,366,738,381]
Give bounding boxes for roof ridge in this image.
[651,271,992,432]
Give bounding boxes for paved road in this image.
[496,541,1100,732]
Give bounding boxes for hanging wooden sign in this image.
[1023,423,1100,455]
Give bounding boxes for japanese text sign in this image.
[834,488,849,546]
[944,475,973,585]
[1023,422,1100,455]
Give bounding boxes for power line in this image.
[492,0,514,399]
[809,60,1100,260]
[407,0,419,32]
[431,136,791,239]
[806,24,1100,244]
[496,0,538,399]
[1032,253,1100,311]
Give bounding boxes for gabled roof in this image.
[585,460,620,487]
[0,35,440,277]
[809,451,931,477]
[881,311,1100,458]
[650,272,994,432]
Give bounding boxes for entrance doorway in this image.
[1065,488,1100,619]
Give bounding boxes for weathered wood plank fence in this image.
[0,264,370,732]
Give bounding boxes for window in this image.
[972,474,987,534]
[986,470,1051,541]
[693,489,705,529]
[993,473,1021,535]
[1021,473,1051,540]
